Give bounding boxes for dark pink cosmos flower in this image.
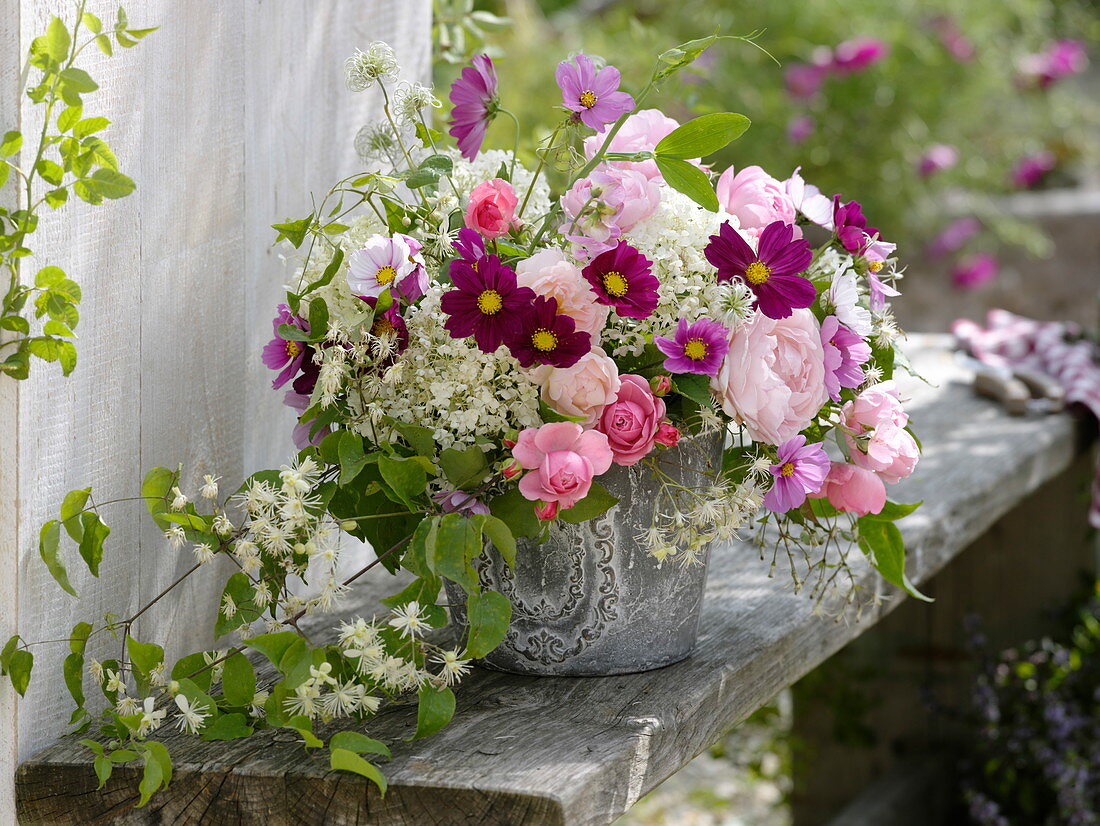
[581,241,659,320]
[555,54,634,133]
[705,221,815,320]
[505,295,591,369]
[916,144,959,177]
[452,227,486,266]
[831,38,889,73]
[654,317,729,377]
[284,389,330,449]
[820,315,872,401]
[441,255,535,353]
[787,115,815,145]
[1019,40,1088,89]
[832,196,883,256]
[951,253,998,290]
[763,435,830,513]
[1010,151,1056,189]
[262,304,311,389]
[448,54,499,161]
[365,299,410,366]
[926,216,981,259]
[432,489,490,516]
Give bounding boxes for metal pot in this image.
[446,432,722,676]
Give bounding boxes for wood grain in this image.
[14,336,1097,825]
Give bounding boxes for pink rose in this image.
[559,166,660,260]
[654,422,680,447]
[812,462,886,516]
[465,178,518,239]
[841,382,919,484]
[513,422,613,509]
[716,165,800,236]
[529,347,621,427]
[711,309,828,446]
[582,109,693,182]
[597,374,666,466]
[841,380,908,433]
[516,248,610,339]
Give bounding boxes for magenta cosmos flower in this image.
[763,435,830,513]
[452,227,486,265]
[820,315,871,401]
[705,221,815,320]
[655,317,729,377]
[556,54,635,133]
[262,304,311,389]
[832,196,884,256]
[506,295,591,369]
[441,255,535,353]
[448,54,499,161]
[581,241,658,320]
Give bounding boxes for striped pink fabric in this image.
[953,309,1100,529]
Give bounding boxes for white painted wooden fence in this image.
[0,1,431,818]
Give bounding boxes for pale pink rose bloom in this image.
[464,178,519,239]
[710,309,828,446]
[841,381,919,484]
[516,248,610,339]
[512,422,614,509]
[812,461,886,516]
[597,374,666,466]
[716,165,801,237]
[559,166,660,260]
[529,347,621,427]
[582,108,693,181]
[841,380,908,432]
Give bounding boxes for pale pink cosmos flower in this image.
[556,54,635,133]
[348,234,417,299]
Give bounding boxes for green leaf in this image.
[329,731,391,758]
[73,117,110,139]
[59,487,91,542]
[135,750,164,807]
[655,157,718,212]
[558,482,618,524]
[93,755,112,788]
[272,215,313,248]
[94,34,113,56]
[412,686,455,740]
[338,430,370,485]
[1,130,22,157]
[142,741,172,788]
[77,511,110,577]
[282,714,323,747]
[141,466,176,529]
[42,319,75,338]
[863,500,923,523]
[297,247,344,300]
[414,121,441,149]
[215,573,259,638]
[674,373,714,407]
[330,748,388,794]
[82,12,103,33]
[278,638,317,690]
[0,316,29,334]
[70,621,93,655]
[45,17,71,62]
[63,651,85,709]
[59,68,98,93]
[430,513,484,594]
[307,297,328,340]
[244,631,301,669]
[482,515,516,568]
[84,168,134,199]
[35,159,64,186]
[126,636,163,678]
[438,446,489,489]
[388,420,435,456]
[488,488,540,540]
[857,517,933,602]
[655,113,751,159]
[39,520,77,596]
[406,154,454,189]
[655,34,718,80]
[44,187,68,209]
[465,590,511,658]
[5,649,33,697]
[221,652,256,707]
[401,516,438,579]
[170,653,213,692]
[200,712,253,741]
[378,455,428,507]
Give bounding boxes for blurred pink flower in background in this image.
[931,16,975,62]
[831,37,889,74]
[785,62,829,100]
[927,216,981,258]
[916,143,959,177]
[786,114,815,145]
[1010,151,1057,189]
[1019,40,1088,88]
[951,253,999,290]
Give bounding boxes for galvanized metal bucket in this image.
[447,432,722,676]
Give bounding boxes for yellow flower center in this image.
[531,329,558,352]
[779,462,796,477]
[477,289,504,315]
[372,317,395,336]
[602,271,629,298]
[744,260,771,285]
[683,338,708,361]
[868,260,884,273]
[285,340,302,359]
[376,264,398,285]
[579,90,598,109]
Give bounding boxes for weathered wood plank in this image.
[14,336,1096,825]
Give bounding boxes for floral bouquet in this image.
[2,35,923,800]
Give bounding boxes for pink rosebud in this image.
[597,374,666,466]
[654,422,680,448]
[650,375,672,397]
[502,459,523,479]
[811,462,886,516]
[465,178,519,240]
[534,500,559,521]
[502,438,517,449]
[512,422,613,509]
[841,382,918,485]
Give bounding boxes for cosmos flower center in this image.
[477,289,504,315]
[579,90,598,109]
[779,462,796,477]
[376,264,398,285]
[531,329,558,352]
[744,261,771,285]
[602,271,629,297]
[372,317,395,336]
[684,338,708,361]
[868,260,884,273]
[285,340,302,359]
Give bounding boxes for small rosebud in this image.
[502,459,523,480]
[534,500,559,521]
[650,375,672,397]
[502,429,520,449]
[654,422,681,447]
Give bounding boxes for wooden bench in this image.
[15,335,1097,825]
